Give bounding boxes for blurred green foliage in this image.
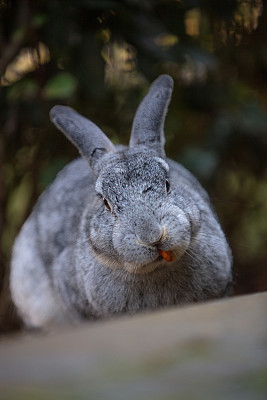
[0,0,267,333]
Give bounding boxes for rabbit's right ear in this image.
[50,106,115,172]
[129,75,173,157]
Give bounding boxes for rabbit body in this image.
[10,75,232,328]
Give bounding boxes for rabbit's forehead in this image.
[95,155,169,196]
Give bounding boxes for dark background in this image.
[1,0,266,334]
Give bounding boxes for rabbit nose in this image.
[135,221,163,247]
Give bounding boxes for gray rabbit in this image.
[10,75,232,328]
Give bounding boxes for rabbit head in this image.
[50,76,201,275]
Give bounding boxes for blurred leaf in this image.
[79,0,120,8]
[180,147,219,180]
[32,13,48,28]
[236,103,267,138]
[42,72,78,99]
[40,159,69,189]
[7,79,39,101]
[2,174,32,258]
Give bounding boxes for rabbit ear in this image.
[129,75,173,157]
[50,106,115,171]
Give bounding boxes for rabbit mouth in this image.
[123,247,185,275]
[158,249,175,262]
[124,260,163,274]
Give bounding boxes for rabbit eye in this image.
[103,197,111,211]
[166,179,171,193]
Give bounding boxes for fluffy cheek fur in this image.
[160,208,192,256]
[88,201,196,274]
[88,211,120,269]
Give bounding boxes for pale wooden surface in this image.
[0,292,266,400]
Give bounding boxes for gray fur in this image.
[10,75,232,328]
[130,74,173,157]
[50,105,116,172]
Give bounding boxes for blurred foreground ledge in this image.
[0,292,266,400]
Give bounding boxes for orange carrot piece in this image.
[158,249,175,262]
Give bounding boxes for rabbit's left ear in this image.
[129,75,173,157]
[50,106,115,172]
